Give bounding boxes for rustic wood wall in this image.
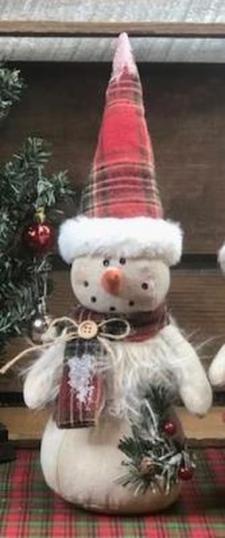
[1,1,225,62]
[0,61,225,397]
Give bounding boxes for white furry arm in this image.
[160,324,212,416]
[23,342,65,410]
[208,344,225,386]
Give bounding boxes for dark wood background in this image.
[1,61,225,396]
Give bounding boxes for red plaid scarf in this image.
[55,304,169,429]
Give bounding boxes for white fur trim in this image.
[58,216,183,266]
[218,243,225,274]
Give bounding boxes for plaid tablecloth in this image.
[0,448,225,538]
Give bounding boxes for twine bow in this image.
[0,316,131,375]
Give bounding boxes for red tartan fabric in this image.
[0,448,225,537]
[71,303,169,342]
[80,68,163,219]
[55,365,104,429]
[55,304,169,429]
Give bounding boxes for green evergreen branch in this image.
[118,387,194,495]
[0,256,50,344]
[0,66,24,120]
[0,135,75,351]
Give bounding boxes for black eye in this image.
[119,257,126,265]
[103,259,110,267]
[109,306,116,312]
[84,281,89,287]
[91,296,97,303]
[142,283,148,290]
[129,301,135,306]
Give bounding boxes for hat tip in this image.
[112,32,137,79]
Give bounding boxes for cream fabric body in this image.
[209,245,225,386]
[23,341,65,409]
[40,414,181,513]
[209,344,225,386]
[24,322,212,512]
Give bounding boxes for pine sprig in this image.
[1,137,73,209]
[0,66,24,120]
[0,257,50,349]
[36,170,74,209]
[0,137,74,250]
[118,387,194,495]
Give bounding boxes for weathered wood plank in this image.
[0,0,222,26]
[0,1,225,62]
[0,21,225,38]
[0,62,225,254]
[1,270,225,392]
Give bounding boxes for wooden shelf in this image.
[0,21,225,38]
[1,407,225,447]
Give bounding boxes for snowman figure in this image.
[209,244,225,386]
[23,33,212,513]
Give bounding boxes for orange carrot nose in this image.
[101,267,123,295]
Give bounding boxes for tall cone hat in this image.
[59,33,182,266]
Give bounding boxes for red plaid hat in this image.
[59,33,182,266]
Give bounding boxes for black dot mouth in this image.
[129,301,135,307]
[109,306,116,312]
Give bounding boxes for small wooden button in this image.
[77,320,98,340]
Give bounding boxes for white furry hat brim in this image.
[58,216,183,266]
[218,243,225,273]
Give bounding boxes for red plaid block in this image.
[54,305,168,428]
[80,68,163,220]
[55,363,104,429]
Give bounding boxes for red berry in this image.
[178,466,194,481]
[24,222,54,253]
[163,420,177,436]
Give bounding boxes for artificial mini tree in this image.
[0,68,74,353]
[0,65,74,463]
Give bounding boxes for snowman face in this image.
[70,256,170,314]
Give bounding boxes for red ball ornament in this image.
[24,222,55,253]
[163,420,177,436]
[178,465,194,481]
